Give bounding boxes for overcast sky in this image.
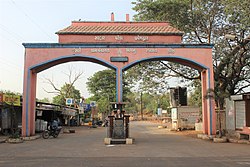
[0,0,136,100]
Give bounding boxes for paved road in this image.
[0,121,249,167]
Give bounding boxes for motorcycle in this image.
[42,125,62,139]
[102,119,109,127]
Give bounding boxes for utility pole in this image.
[140,92,143,120]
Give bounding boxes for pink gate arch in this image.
[22,14,215,137]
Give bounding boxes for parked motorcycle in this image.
[42,125,62,139]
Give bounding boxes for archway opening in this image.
[23,54,119,136]
[120,56,211,134]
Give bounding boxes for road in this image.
[0,121,249,167]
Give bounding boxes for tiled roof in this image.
[56,23,183,35]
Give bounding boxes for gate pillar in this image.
[201,69,216,135]
[201,70,208,134]
[22,69,37,137]
[116,68,123,103]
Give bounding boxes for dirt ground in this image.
[173,129,202,138]
[146,119,203,138]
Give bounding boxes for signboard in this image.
[79,102,87,108]
[3,94,21,106]
[0,93,3,103]
[85,104,91,112]
[171,107,200,130]
[162,110,168,114]
[179,111,199,118]
[36,110,43,116]
[62,108,76,116]
[90,101,96,107]
[171,108,178,120]
[110,56,128,62]
[66,98,74,105]
[157,108,162,116]
[79,107,84,114]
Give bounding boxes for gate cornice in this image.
[23,43,213,48]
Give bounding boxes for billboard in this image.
[3,94,21,106]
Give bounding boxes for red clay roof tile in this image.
[56,22,183,35]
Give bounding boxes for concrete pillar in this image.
[201,70,208,134]
[201,69,216,135]
[124,115,130,138]
[208,69,216,135]
[29,71,37,136]
[22,69,37,137]
[108,116,114,138]
[126,14,129,22]
[111,12,114,22]
[116,68,123,102]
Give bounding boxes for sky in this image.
[0,0,137,101]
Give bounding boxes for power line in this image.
[0,23,24,41]
[0,59,23,72]
[0,32,21,46]
[10,0,54,41]
[0,65,22,74]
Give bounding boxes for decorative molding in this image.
[23,43,214,49]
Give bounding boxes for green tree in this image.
[124,92,139,114]
[188,81,202,107]
[124,91,170,116]
[125,61,175,95]
[143,93,157,114]
[96,96,110,113]
[44,65,83,105]
[223,0,250,29]
[132,0,191,36]
[132,0,250,108]
[37,97,50,103]
[160,93,171,111]
[87,69,133,113]
[86,69,116,113]
[87,69,116,102]
[52,84,81,105]
[1,90,21,96]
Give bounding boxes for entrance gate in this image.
[22,14,215,137]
